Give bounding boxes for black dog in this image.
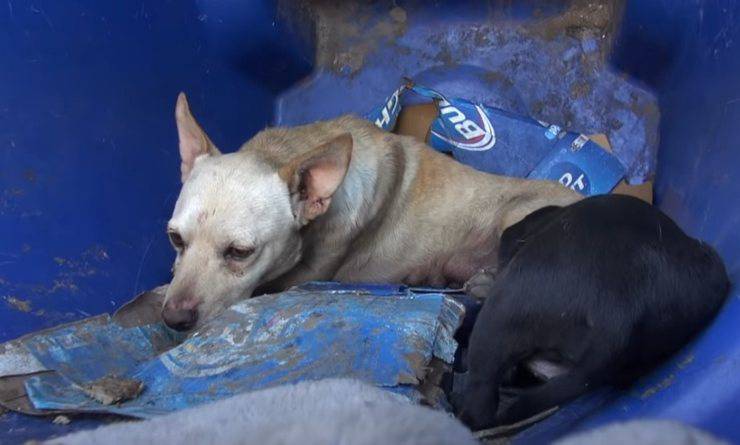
[456,194,730,430]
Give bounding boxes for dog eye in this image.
[168,231,185,249]
[224,246,254,261]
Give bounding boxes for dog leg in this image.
[456,315,534,430]
[456,351,512,431]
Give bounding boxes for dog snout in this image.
[162,301,199,331]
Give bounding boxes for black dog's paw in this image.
[451,385,499,431]
[464,269,497,300]
[458,408,496,432]
[496,400,530,426]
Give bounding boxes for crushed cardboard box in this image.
[394,103,653,204]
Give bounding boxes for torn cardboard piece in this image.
[589,134,653,204]
[0,372,65,416]
[112,285,168,329]
[0,315,111,416]
[370,82,627,196]
[0,283,465,419]
[393,103,653,203]
[82,376,144,405]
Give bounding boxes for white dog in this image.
[161,93,580,330]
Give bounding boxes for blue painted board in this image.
[19,285,464,419]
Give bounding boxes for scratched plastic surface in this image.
[275,2,659,184]
[20,285,463,419]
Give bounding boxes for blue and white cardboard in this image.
[527,134,627,196]
[367,81,626,196]
[366,84,407,132]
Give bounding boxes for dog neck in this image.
[260,139,400,293]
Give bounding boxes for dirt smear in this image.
[533,0,622,40]
[280,0,623,74]
[82,376,144,405]
[640,374,676,399]
[279,0,408,76]
[4,296,31,312]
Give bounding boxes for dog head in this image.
[161,93,352,331]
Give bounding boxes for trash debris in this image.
[367,81,626,196]
[0,283,466,419]
[82,376,144,405]
[52,415,71,425]
[0,315,115,417]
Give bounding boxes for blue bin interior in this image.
[0,0,738,442]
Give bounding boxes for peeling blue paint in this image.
[12,284,464,419]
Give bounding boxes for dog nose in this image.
[162,306,198,331]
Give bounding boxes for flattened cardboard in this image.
[394,103,653,204]
[395,103,437,143]
[589,134,653,204]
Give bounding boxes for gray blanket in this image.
[556,419,727,445]
[45,379,477,445]
[44,378,726,445]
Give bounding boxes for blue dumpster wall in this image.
[0,0,738,443]
[0,0,310,341]
[516,1,740,442]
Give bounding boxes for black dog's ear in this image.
[175,92,221,183]
[278,133,353,224]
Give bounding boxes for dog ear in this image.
[279,133,353,224]
[175,92,221,183]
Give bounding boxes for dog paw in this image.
[464,269,497,300]
[496,401,528,426]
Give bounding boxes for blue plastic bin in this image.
[1,1,738,443]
